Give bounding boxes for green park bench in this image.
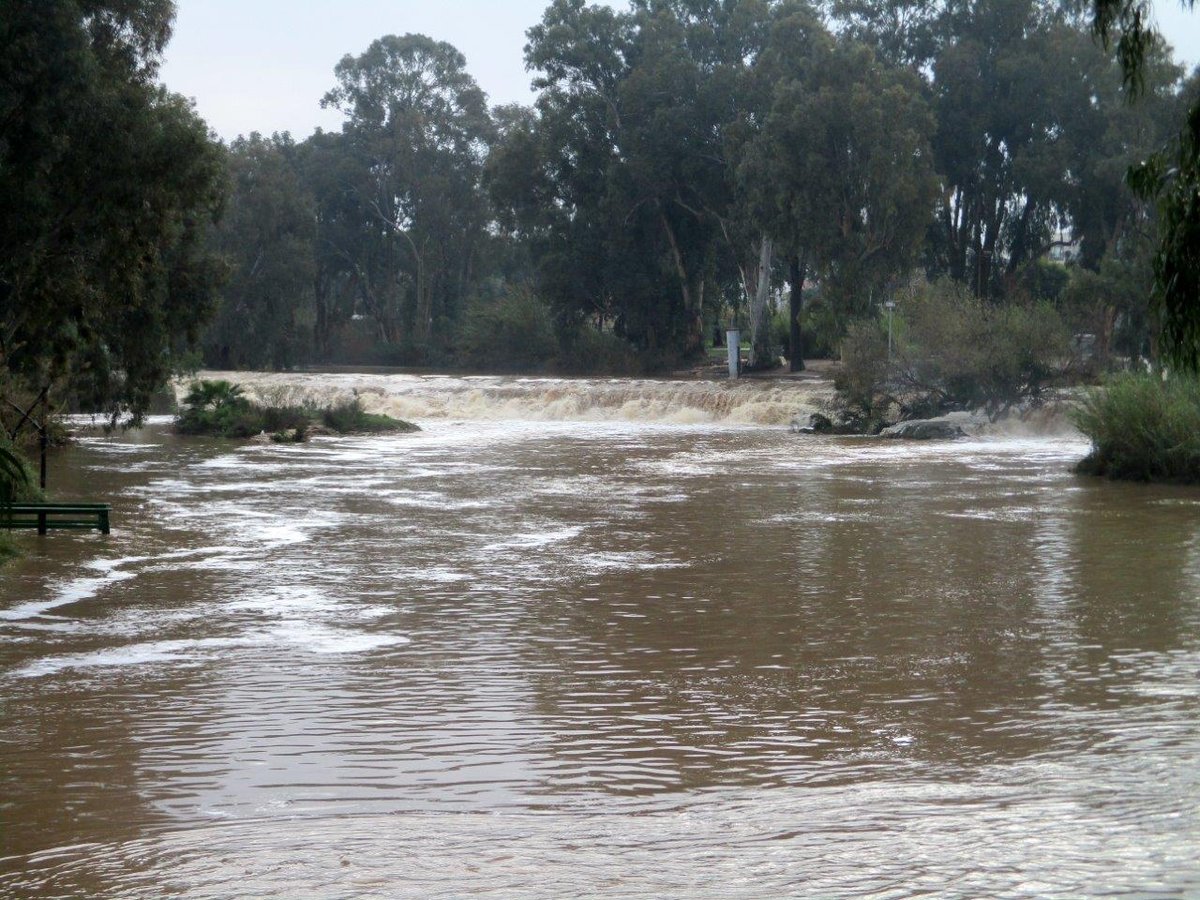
[1,503,111,535]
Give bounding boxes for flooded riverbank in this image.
[2,376,1198,896]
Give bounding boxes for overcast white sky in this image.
[158,0,1200,142]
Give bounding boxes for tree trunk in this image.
[414,252,431,344]
[748,235,774,370]
[789,254,806,373]
[314,274,329,361]
[659,210,705,359]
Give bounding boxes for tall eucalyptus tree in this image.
[322,35,495,354]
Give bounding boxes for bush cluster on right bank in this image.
[1074,373,1200,483]
[830,279,1075,433]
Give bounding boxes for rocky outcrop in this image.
[880,419,967,440]
[790,412,835,434]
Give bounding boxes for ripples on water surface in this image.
[2,379,1199,897]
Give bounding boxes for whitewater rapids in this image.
[182,371,834,427]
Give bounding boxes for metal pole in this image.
[39,394,47,491]
[726,329,741,380]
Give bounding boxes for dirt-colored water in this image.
[2,376,1197,897]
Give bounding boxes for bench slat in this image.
[1,502,111,535]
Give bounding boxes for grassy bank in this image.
[0,531,19,564]
[175,381,419,440]
[1074,373,1200,483]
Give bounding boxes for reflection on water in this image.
[2,387,1199,896]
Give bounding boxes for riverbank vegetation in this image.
[174,381,418,440]
[5,1,1200,483]
[830,278,1075,432]
[1074,374,1200,482]
[0,440,43,563]
[193,0,1192,383]
[1,3,226,429]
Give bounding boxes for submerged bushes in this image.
[175,381,418,439]
[1075,373,1200,482]
[320,398,419,435]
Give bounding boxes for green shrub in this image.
[458,286,558,372]
[257,404,311,434]
[833,278,1073,430]
[831,320,894,432]
[320,398,418,434]
[1,441,42,564]
[1074,372,1200,482]
[0,440,41,505]
[558,325,642,375]
[175,380,260,437]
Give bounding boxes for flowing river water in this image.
[2,374,1199,897]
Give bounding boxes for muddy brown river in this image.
[2,375,1199,897]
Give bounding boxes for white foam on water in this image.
[480,525,586,552]
[225,584,339,615]
[10,637,258,678]
[0,571,137,621]
[386,567,470,584]
[572,551,687,572]
[224,585,391,621]
[262,620,411,655]
[0,546,255,622]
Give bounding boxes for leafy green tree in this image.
[321,34,495,357]
[508,0,712,361]
[1125,67,1200,370]
[834,0,1176,307]
[507,0,937,371]
[297,129,369,362]
[743,34,937,352]
[927,2,1087,292]
[1089,0,1200,370]
[1063,41,1182,272]
[204,133,316,370]
[0,0,227,421]
[502,1,798,367]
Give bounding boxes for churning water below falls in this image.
[2,374,1199,898]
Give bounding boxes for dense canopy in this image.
[0,0,226,423]
[3,0,1197,394]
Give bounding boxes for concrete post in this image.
[726,330,741,379]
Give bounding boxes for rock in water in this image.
[791,412,835,434]
[880,419,966,440]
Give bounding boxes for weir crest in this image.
[186,371,833,427]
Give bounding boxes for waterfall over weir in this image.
[190,371,833,426]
